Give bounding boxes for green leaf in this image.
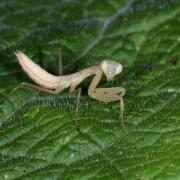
[0,0,180,179]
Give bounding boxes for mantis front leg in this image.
[88,71,126,128]
[90,87,126,116]
[91,87,126,131]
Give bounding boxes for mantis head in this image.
[101,60,123,81]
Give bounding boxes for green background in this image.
[0,0,180,179]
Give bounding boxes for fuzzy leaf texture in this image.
[0,0,180,179]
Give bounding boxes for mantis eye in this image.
[101,60,123,81]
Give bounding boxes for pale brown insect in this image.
[14,50,126,122]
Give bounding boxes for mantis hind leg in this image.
[15,82,63,94]
[56,48,63,75]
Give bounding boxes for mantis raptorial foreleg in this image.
[88,71,126,114]
[92,87,125,110]
[94,87,126,97]
[93,87,126,130]
[88,70,126,130]
[95,87,125,115]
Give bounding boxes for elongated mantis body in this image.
[14,51,126,120]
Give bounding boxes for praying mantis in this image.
[14,50,126,120]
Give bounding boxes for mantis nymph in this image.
[15,51,126,120]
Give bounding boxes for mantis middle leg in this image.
[69,85,82,116]
[69,85,82,133]
[55,47,85,119]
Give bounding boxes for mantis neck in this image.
[58,65,102,89]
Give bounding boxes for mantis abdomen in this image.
[15,51,60,89]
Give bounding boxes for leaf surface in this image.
[0,0,180,179]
